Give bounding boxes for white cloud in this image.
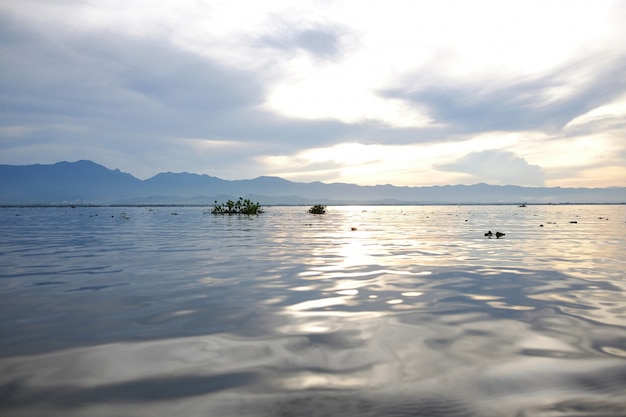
[438,150,546,186]
[565,93,626,130]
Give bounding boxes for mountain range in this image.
[1,160,624,205]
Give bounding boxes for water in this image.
[1,205,625,416]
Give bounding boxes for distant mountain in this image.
[0,160,142,204]
[1,160,624,205]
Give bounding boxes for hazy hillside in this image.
[1,160,624,205]
[0,161,142,204]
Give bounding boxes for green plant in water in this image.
[212,197,263,215]
[308,204,327,214]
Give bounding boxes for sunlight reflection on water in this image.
[0,205,625,416]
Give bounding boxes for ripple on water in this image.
[0,205,625,416]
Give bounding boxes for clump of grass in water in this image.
[308,204,327,214]
[211,197,263,215]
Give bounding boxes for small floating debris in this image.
[484,231,493,237]
[539,224,544,227]
[569,221,578,224]
[495,232,505,239]
[351,227,358,231]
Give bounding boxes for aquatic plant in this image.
[211,197,263,215]
[308,204,327,214]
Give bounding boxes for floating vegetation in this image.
[211,197,263,215]
[308,204,327,214]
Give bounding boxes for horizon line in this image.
[3,159,625,190]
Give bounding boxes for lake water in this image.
[1,205,625,416]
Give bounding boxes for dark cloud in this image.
[384,55,626,134]
[258,26,346,59]
[0,15,264,128]
[296,29,341,57]
[438,150,545,186]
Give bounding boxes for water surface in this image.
[1,205,625,416]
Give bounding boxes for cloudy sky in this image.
[1,0,625,187]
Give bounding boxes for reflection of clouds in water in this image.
[0,319,453,412]
[2,317,625,416]
[1,205,626,416]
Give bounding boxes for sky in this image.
[1,0,626,188]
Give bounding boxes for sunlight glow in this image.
[260,134,522,186]
[178,138,245,151]
[266,84,431,127]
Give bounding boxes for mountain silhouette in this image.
[1,160,624,205]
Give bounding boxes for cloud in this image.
[0,16,264,120]
[1,1,625,187]
[383,54,626,134]
[0,9,461,181]
[0,13,359,177]
[259,26,347,59]
[438,150,545,186]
